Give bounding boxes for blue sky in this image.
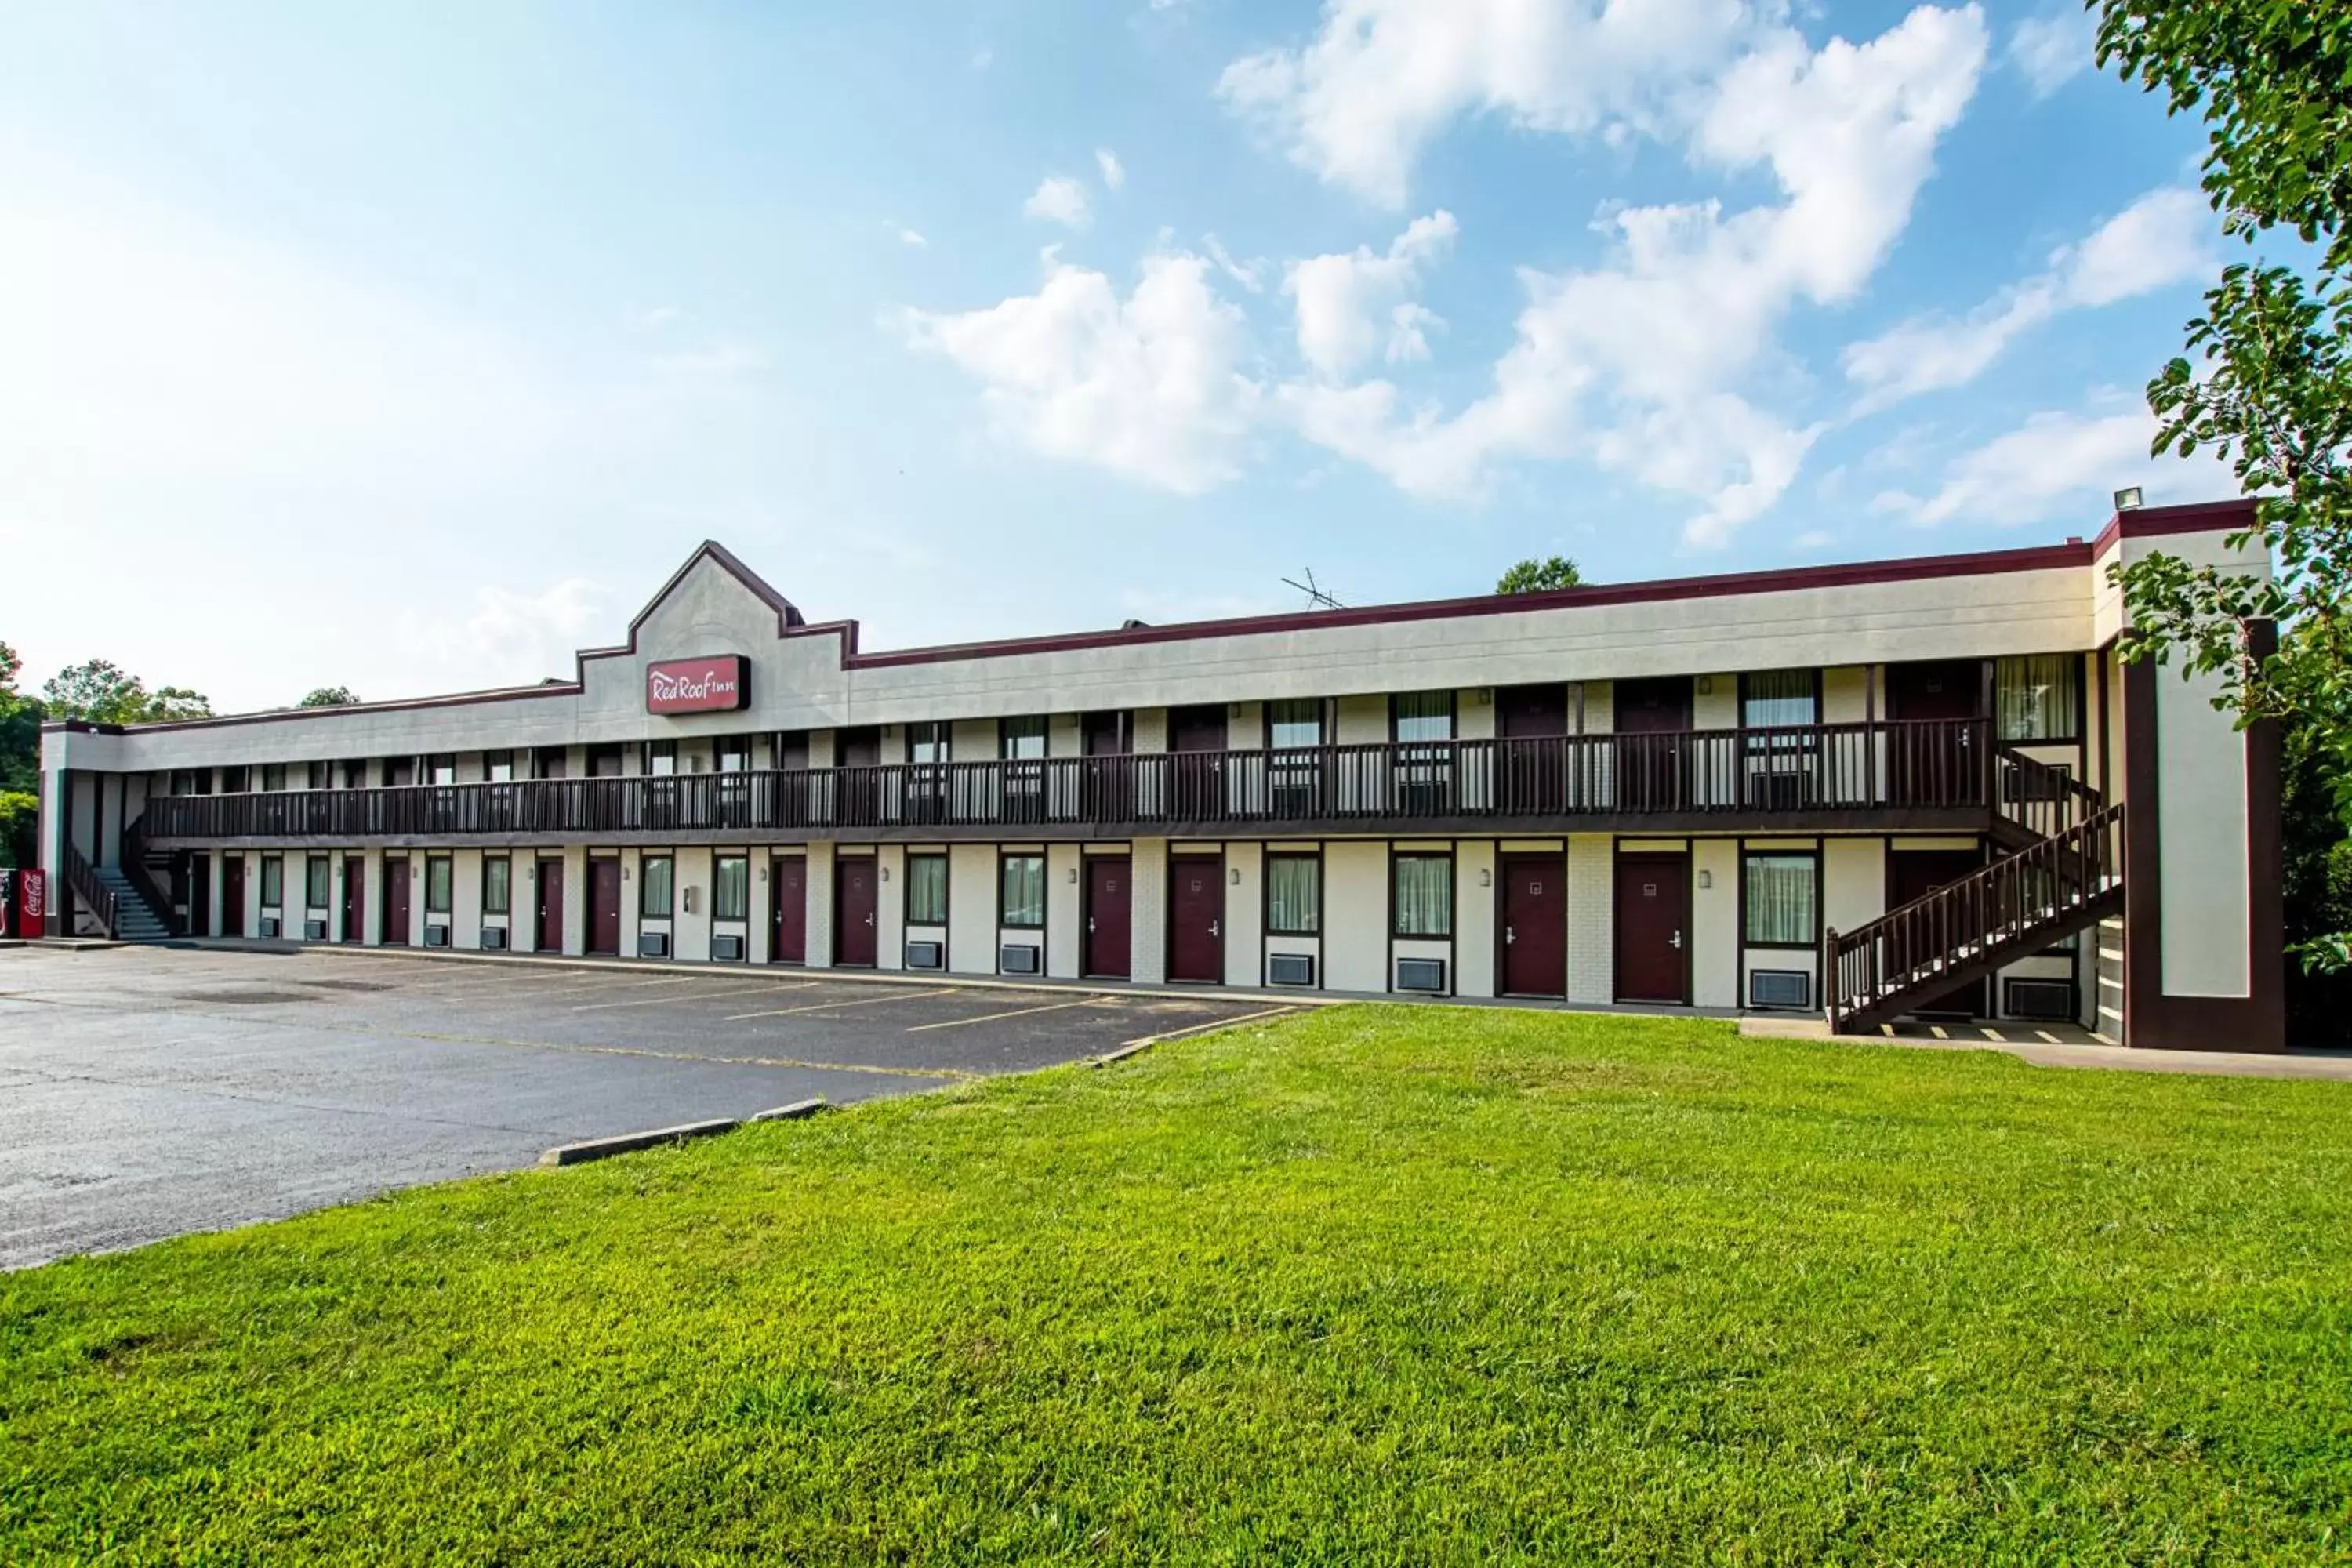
[0,0,2230,713]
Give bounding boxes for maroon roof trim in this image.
[49,502,2251,736]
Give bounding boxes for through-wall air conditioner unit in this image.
[1395,957,1447,993]
[906,940,944,971]
[303,919,328,942]
[2005,978,2075,1022]
[1268,953,1316,987]
[1748,969,1811,1010]
[480,926,510,950]
[259,916,281,939]
[712,934,746,962]
[1000,944,1041,975]
[639,931,671,959]
[425,924,451,949]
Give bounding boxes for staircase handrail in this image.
[63,840,119,939]
[118,821,181,936]
[1994,746,2105,840]
[1826,800,2124,1033]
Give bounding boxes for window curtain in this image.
[1392,855,1452,936]
[1001,855,1045,926]
[908,856,949,924]
[1997,655,2078,741]
[1268,857,1321,934]
[714,857,749,920]
[1269,699,1323,750]
[1394,692,1454,742]
[1743,670,1817,729]
[641,857,673,918]
[1744,855,1815,944]
[482,858,510,916]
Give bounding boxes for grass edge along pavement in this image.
[5,1004,2350,1563]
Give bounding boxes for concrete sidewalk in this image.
[1742,1013,2352,1082]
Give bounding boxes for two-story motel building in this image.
[37,500,2282,1051]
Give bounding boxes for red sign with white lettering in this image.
[646,655,749,715]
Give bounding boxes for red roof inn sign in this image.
[645,655,750,716]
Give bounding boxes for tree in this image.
[298,686,361,708]
[40,659,212,726]
[2097,0,2352,973]
[1496,556,1583,594]
[0,641,42,794]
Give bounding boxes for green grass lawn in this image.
[5,1008,2351,1565]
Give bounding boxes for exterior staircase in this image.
[93,865,175,942]
[1827,749,2124,1035]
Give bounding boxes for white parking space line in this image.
[904,996,1109,1033]
[570,982,815,1013]
[726,989,959,1022]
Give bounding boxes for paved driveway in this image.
[0,945,1285,1269]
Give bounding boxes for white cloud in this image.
[1096,148,1126,191]
[899,228,928,248]
[1284,5,1987,546]
[1871,407,2157,524]
[1283,209,1457,379]
[2009,8,2095,99]
[1793,528,1834,549]
[628,304,681,332]
[1203,235,1265,292]
[1217,0,1774,207]
[895,251,1261,494]
[394,579,605,692]
[1842,185,2212,410]
[1023,175,1092,230]
[970,46,993,71]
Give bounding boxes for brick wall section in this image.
[1131,837,1167,984]
[1566,833,1614,1004]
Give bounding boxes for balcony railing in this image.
[139,718,1994,841]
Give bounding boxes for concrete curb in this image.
[1087,1004,1303,1069]
[539,1117,739,1167]
[747,1098,828,1123]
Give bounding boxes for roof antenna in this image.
[1281,568,1347,612]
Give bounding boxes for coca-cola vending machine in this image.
[16,867,45,938]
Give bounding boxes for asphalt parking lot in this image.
[0,944,1291,1270]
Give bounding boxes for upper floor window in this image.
[775,730,811,771]
[534,746,568,780]
[485,750,515,783]
[383,757,414,788]
[717,736,750,773]
[1268,699,1324,750]
[169,770,198,797]
[220,766,250,794]
[586,744,624,779]
[340,760,367,789]
[306,760,330,791]
[644,740,676,777]
[1392,692,1454,743]
[1082,710,1131,756]
[1741,670,1817,730]
[261,764,287,793]
[1996,655,2079,742]
[427,754,456,786]
[909,721,949,765]
[1000,716,1048,760]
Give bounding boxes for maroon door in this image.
[1613,852,1690,1003]
[187,853,211,937]
[771,856,807,964]
[1498,684,1570,813]
[1167,855,1223,982]
[535,858,564,953]
[836,857,877,966]
[1886,848,1990,1017]
[1616,677,1693,813]
[341,856,364,943]
[221,855,245,938]
[1886,659,1984,806]
[587,858,622,956]
[1500,855,1566,997]
[1085,856,1131,978]
[383,858,411,947]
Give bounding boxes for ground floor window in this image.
[714,855,750,921]
[304,855,331,909]
[425,856,453,915]
[1392,853,1452,937]
[641,855,674,919]
[1000,853,1045,928]
[1267,854,1321,935]
[1744,853,1816,946]
[482,856,510,916]
[906,854,949,924]
[259,855,283,909]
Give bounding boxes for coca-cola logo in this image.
[19,869,45,921]
[646,655,749,714]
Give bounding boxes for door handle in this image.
[1210,920,1221,938]
[865,913,874,926]
[1087,918,1096,932]
[1505,926,1516,944]
[1669,930,1683,949]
